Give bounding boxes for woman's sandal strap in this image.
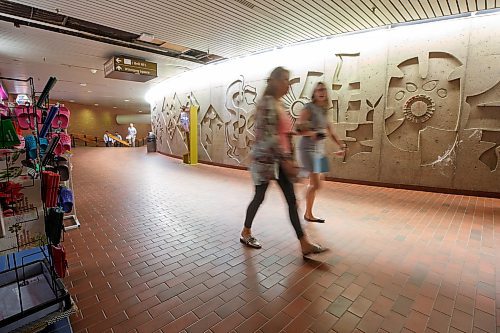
[240,235,262,249]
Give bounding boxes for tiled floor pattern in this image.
[64,148,499,333]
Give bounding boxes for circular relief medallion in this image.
[403,94,435,123]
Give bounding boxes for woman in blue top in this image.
[297,82,346,223]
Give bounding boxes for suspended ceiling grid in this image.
[1,0,499,109]
[14,0,500,58]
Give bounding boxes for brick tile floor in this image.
[64,148,499,333]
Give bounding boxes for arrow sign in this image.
[105,56,157,82]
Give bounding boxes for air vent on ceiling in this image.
[234,0,255,10]
[32,9,65,25]
[0,1,31,17]
[0,1,226,64]
[183,49,207,59]
[180,49,225,63]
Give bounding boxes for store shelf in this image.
[0,248,74,333]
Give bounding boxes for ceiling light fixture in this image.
[137,33,155,43]
[79,83,87,86]
[90,69,98,74]
[124,99,130,102]
[87,90,92,93]
[113,106,117,109]
[94,103,99,106]
[138,110,143,113]
[69,100,75,102]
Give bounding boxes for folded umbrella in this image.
[39,105,59,138]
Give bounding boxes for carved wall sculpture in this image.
[465,81,500,172]
[479,131,500,172]
[223,76,257,164]
[330,53,378,162]
[323,48,386,182]
[152,93,188,155]
[200,105,225,162]
[454,77,500,190]
[385,52,463,159]
[150,15,500,193]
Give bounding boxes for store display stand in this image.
[62,159,79,230]
[0,76,76,332]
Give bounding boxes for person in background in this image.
[240,66,326,256]
[127,123,137,147]
[296,82,346,223]
[180,106,190,148]
[114,132,122,147]
[103,130,112,147]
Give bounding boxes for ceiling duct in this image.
[0,0,225,65]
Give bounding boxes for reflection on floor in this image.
[65,147,499,333]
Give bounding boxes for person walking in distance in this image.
[127,123,137,147]
[296,82,346,223]
[240,67,326,256]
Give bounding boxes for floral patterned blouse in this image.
[249,95,293,185]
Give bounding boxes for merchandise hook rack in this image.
[0,75,75,332]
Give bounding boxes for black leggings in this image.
[244,166,304,239]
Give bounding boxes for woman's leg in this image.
[242,183,268,234]
[276,167,326,254]
[304,172,321,219]
[241,183,269,249]
[276,167,304,239]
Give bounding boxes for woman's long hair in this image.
[263,67,289,97]
[311,82,329,112]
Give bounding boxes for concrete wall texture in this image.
[149,14,500,193]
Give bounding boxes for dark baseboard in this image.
[325,177,499,199]
[158,152,182,160]
[156,152,498,198]
[199,159,247,171]
[157,152,248,170]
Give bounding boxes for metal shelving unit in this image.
[0,76,75,332]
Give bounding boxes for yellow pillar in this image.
[188,105,198,164]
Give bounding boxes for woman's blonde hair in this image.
[311,82,329,112]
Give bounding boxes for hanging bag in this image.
[45,207,64,245]
[58,186,74,213]
[50,244,68,278]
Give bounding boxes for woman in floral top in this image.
[240,67,326,256]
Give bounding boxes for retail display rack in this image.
[0,75,76,332]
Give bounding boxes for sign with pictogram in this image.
[104,56,157,82]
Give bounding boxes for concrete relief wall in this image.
[454,15,500,191]
[150,15,500,193]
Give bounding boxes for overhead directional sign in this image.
[104,56,157,82]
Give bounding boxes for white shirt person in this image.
[103,131,113,147]
[127,123,137,147]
